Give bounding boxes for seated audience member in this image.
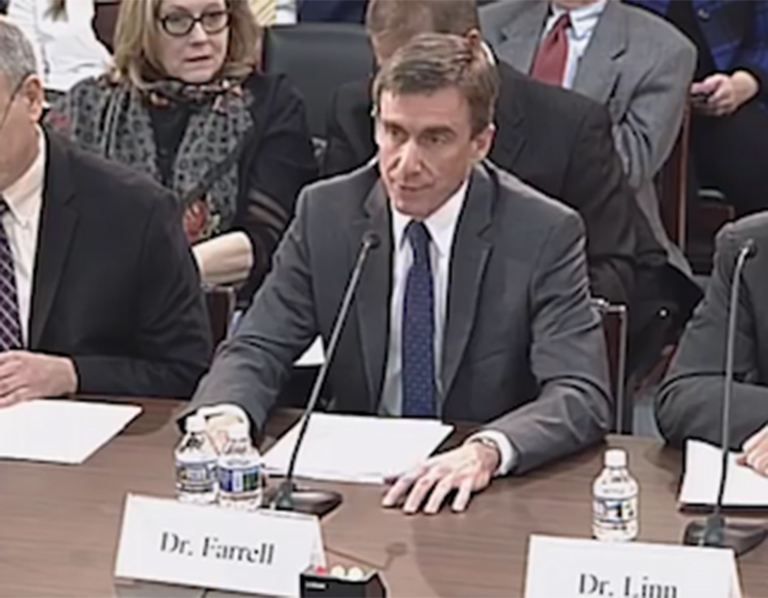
[186,34,612,514]
[0,19,212,402]
[656,214,768,474]
[326,0,641,306]
[47,0,318,298]
[8,0,112,98]
[629,0,768,218]
[480,0,696,282]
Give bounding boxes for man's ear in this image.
[21,75,45,122]
[471,123,496,164]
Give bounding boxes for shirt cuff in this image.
[466,430,517,477]
[196,404,250,431]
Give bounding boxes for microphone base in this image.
[683,514,767,557]
[270,480,343,518]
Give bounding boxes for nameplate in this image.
[114,494,325,597]
[524,535,741,598]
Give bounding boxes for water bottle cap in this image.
[186,415,206,433]
[605,448,627,468]
[228,422,250,440]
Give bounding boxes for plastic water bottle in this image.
[175,415,218,505]
[217,422,263,510]
[593,448,639,541]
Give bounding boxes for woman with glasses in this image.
[46,0,317,298]
[7,0,112,96]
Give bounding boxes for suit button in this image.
[697,8,710,19]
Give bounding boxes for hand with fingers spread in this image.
[0,350,78,407]
[737,425,768,475]
[381,441,500,515]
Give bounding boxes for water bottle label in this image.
[594,495,637,527]
[176,460,217,494]
[218,465,261,494]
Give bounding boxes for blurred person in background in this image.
[8,0,112,98]
[47,0,317,300]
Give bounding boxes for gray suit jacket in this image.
[188,162,611,474]
[657,214,768,449]
[480,0,696,274]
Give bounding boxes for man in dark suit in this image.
[656,214,768,474]
[190,33,611,514]
[324,0,639,307]
[0,19,211,404]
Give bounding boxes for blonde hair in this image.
[112,0,261,89]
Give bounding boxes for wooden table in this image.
[2,398,768,598]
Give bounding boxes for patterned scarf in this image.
[48,76,256,239]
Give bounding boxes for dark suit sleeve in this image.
[72,196,213,398]
[322,86,367,177]
[186,188,319,432]
[656,224,768,448]
[563,102,636,305]
[233,77,318,294]
[485,212,612,474]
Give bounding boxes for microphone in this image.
[271,231,381,517]
[683,238,765,556]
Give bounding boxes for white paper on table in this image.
[294,337,324,367]
[262,412,454,484]
[0,399,141,464]
[679,439,768,507]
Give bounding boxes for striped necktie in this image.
[0,198,23,352]
[250,0,277,26]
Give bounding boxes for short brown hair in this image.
[372,33,498,137]
[366,0,479,48]
[112,0,260,89]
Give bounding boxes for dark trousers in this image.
[691,100,768,217]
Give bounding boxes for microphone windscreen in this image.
[362,231,381,250]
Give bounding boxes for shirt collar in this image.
[2,127,45,226]
[392,179,469,259]
[551,0,608,39]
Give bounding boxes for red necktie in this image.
[530,14,571,87]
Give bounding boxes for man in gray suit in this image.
[480,0,696,276]
[657,214,768,475]
[189,33,611,514]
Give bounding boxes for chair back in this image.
[204,286,236,348]
[656,107,691,249]
[593,299,629,434]
[262,23,374,139]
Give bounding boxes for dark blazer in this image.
[298,0,368,23]
[189,162,611,474]
[34,132,212,398]
[630,0,768,107]
[323,62,638,305]
[657,214,768,448]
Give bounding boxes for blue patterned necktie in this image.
[402,220,436,417]
[0,198,22,352]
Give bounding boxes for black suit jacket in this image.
[323,62,643,305]
[33,132,212,398]
[189,162,611,474]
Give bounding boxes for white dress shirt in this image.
[8,0,112,92]
[541,0,608,89]
[0,128,45,346]
[275,0,298,24]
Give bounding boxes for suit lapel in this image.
[351,179,392,411]
[441,166,493,401]
[496,1,549,73]
[572,0,628,104]
[30,134,79,349]
[491,64,527,169]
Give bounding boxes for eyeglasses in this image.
[159,9,230,37]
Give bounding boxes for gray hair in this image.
[0,19,38,90]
